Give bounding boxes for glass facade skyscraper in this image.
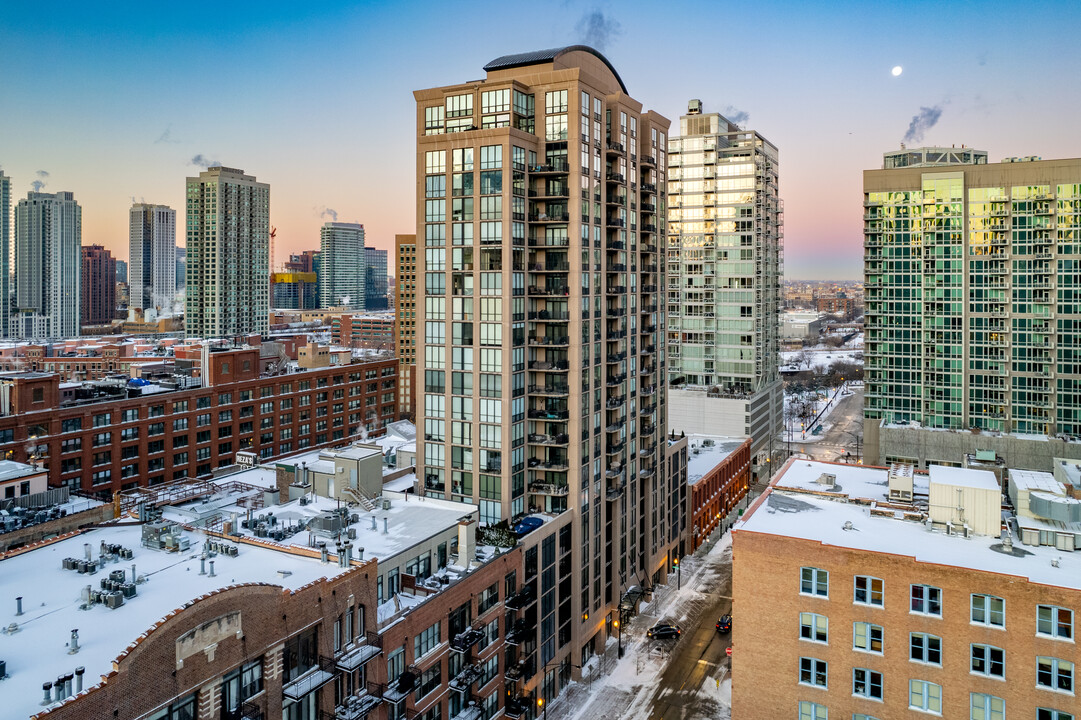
[864,154,1081,462]
[665,101,783,464]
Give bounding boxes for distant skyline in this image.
[1,0,1079,280]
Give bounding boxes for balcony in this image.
[641,223,657,234]
[528,384,569,397]
[530,261,570,272]
[641,202,656,213]
[606,194,627,206]
[527,408,569,421]
[605,141,625,155]
[506,618,533,646]
[451,628,485,654]
[528,335,570,348]
[606,172,625,184]
[528,360,569,371]
[505,585,536,611]
[607,217,626,228]
[530,161,570,174]
[527,432,569,446]
[528,236,569,248]
[641,182,657,194]
[451,700,483,720]
[335,634,383,672]
[283,658,338,701]
[529,212,570,223]
[606,482,626,501]
[606,441,626,456]
[606,374,627,386]
[328,693,382,720]
[528,481,569,495]
[642,155,657,167]
[606,396,625,409]
[449,663,482,693]
[505,697,531,720]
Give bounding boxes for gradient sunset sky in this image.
[2,0,1079,280]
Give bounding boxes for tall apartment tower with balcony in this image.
[14,191,82,339]
[415,46,678,703]
[320,222,366,310]
[864,152,1081,470]
[365,246,389,310]
[0,171,10,338]
[184,167,270,338]
[395,234,417,416]
[129,203,177,319]
[665,100,784,470]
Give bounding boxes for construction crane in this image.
[269,226,277,272]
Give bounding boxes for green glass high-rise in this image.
[864,152,1081,468]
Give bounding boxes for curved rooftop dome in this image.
[483,45,628,94]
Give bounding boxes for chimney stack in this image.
[74,667,84,693]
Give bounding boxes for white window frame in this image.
[970,644,1005,679]
[909,632,942,666]
[970,692,1004,720]
[1038,605,1074,641]
[853,667,883,701]
[799,657,828,689]
[798,701,827,720]
[854,576,884,607]
[853,622,883,654]
[801,567,829,598]
[1037,656,1075,694]
[971,594,1005,628]
[910,584,942,617]
[799,612,828,644]
[1036,709,1073,720]
[909,679,942,714]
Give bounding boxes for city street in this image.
[550,534,733,720]
[791,385,864,463]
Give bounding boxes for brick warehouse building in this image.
[684,435,752,551]
[0,345,398,495]
[733,458,1081,720]
[8,449,536,720]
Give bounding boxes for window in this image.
[801,567,828,597]
[122,408,138,423]
[909,680,942,714]
[853,716,881,720]
[799,657,827,688]
[971,594,1004,628]
[911,584,942,616]
[854,576,883,607]
[146,695,196,720]
[1037,709,1074,720]
[1037,657,1074,693]
[222,658,263,713]
[853,668,882,700]
[970,693,1004,720]
[1038,606,1074,640]
[971,644,1004,678]
[93,413,111,427]
[910,633,942,665]
[414,621,440,659]
[798,701,827,720]
[853,623,883,654]
[61,418,82,433]
[800,613,828,643]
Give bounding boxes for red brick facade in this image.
[687,438,752,550]
[0,352,398,495]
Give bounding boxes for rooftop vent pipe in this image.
[16,596,23,616]
[68,629,79,655]
[383,518,389,535]
[74,667,84,693]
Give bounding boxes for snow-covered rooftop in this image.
[685,436,747,485]
[742,460,1081,592]
[1010,469,1059,494]
[929,464,998,491]
[0,523,349,720]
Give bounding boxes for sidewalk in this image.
[547,534,734,720]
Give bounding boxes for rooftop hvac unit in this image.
[816,473,837,485]
[382,498,392,510]
[105,592,124,609]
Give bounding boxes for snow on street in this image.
[548,533,734,720]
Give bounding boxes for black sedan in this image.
[716,614,732,633]
[646,623,681,639]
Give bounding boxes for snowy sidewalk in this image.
[548,535,734,720]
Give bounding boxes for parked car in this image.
[647,623,681,639]
[716,614,732,634]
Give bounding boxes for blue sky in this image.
[2,0,1079,279]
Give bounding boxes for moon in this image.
[891,66,903,77]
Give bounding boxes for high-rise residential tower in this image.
[0,171,10,338]
[129,203,177,317]
[415,46,680,702]
[184,167,270,338]
[364,246,389,310]
[80,244,117,327]
[319,222,365,309]
[665,100,784,469]
[14,191,82,339]
[394,233,417,416]
[864,152,1081,469]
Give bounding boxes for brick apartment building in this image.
[0,346,398,495]
[684,436,752,551]
[330,313,395,349]
[80,244,117,327]
[734,458,1081,720]
[814,294,856,315]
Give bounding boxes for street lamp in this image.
[673,556,681,591]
